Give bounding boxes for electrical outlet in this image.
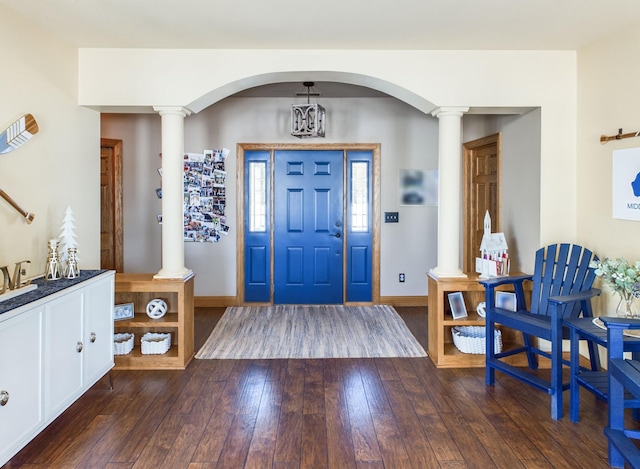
[399,273,405,283]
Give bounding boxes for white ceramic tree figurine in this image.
[58,205,78,264]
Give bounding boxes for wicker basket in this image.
[141,332,172,355]
[113,332,134,355]
[451,326,502,354]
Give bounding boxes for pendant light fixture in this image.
[291,81,325,138]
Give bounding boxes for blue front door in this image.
[274,150,344,304]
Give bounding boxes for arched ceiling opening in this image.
[186,71,438,116]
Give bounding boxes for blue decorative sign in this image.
[613,147,640,221]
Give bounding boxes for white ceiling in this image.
[2,0,640,51]
[3,0,639,100]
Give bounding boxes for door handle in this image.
[330,232,341,238]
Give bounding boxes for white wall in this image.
[578,23,640,315]
[495,109,542,273]
[80,48,579,260]
[0,22,582,295]
[102,96,442,297]
[463,110,542,274]
[100,114,163,273]
[103,96,542,298]
[0,6,100,278]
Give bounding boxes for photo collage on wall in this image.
[183,148,230,242]
[155,148,230,242]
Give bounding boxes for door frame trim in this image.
[100,138,124,272]
[236,143,381,305]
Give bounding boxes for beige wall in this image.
[86,49,572,297]
[578,23,640,315]
[0,6,100,278]
[2,7,603,298]
[80,48,578,252]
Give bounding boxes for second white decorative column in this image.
[430,106,469,278]
[153,106,192,279]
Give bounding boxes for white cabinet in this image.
[44,291,84,418]
[83,276,115,385]
[0,270,114,467]
[43,273,114,419]
[0,306,43,463]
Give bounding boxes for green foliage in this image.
[590,258,640,298]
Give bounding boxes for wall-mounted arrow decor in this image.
[0,114,38,221]
[0,114,39,154]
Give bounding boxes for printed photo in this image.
[114,303,134,321]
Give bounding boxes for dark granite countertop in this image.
[0,270,110,315]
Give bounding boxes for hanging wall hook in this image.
[600,128,640,144]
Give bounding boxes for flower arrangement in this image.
[590,257,640,317]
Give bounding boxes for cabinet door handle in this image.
[76,341,84,353]
[0,390,9,406]
[90,332,97,343]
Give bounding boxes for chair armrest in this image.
[602,317,640,358]
[478,274,533,288]
[548,288,601,305]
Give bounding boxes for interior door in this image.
[274,150,344,304]
[100,139,124,272]
[463,133,501,273]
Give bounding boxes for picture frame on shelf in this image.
[114,302,134,321]
[448,291,467,319]
[496,291,517,311]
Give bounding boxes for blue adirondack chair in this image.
[603,317,640,469]
[479,243,601,420]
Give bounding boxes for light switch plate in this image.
[384,212,399,223]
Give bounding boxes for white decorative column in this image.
[430,106,469,278]
[153,106,192,279]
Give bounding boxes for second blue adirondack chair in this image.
[479,243,601,420]
[604,317,640,468]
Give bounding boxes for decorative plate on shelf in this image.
[146,298,167,319]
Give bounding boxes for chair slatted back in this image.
[529,243,597,317]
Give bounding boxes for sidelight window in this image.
[350,161,369,232]
[248,161,267,232]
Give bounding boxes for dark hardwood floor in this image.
[4,307,616,468]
